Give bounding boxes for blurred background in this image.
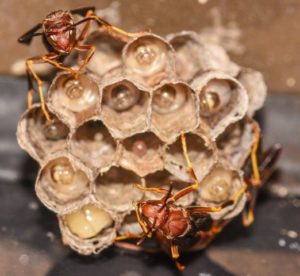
[0,1,299,276]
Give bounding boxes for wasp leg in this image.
[114,241,160,253]
[74,44,96,76]
[115,232,144,241]
[26,55,53,121]
[135,184,169,195]
[250,120,262,186]
[188,182,246,214]
[26,52,79,120]
[242,187,257,227]
[77,9,94,42]
[171,133,200,201]
[242,120,271,227]
[86,14,145,42]
[133,202,152,237]
[170,244,185,271]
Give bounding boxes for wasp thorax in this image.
[104,83,140,112]
[43,120,69,141]
[200,79,231,117]
[200,168,233,203]
[64,205,113,239]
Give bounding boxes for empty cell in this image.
[95,167,143,213]
[70,120,117,172]
[165,132,216,182]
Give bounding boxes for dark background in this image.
[0,1,299,275]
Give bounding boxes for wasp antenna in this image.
[18,23,43,44]
[71,6,95,16]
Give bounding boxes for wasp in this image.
[18,7,143,121]
[116,133,247,270]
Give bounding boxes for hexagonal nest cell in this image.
[165,132,217,182]
[151,82,199,143]
[48,72,100,128]
[85,31,125,77]
[123,33,176,86]
[143,170,196,207]
[195,164,247,220]
[35,156,90,213]
[216,117,257,168]
[95,167,143,213]
[16,21,269,257]
[17,105,69,163]
[191,71,248,139]
[70,120,118,173]
[101,78,150,138]
[119,131,165,177]
[59,203,117,255]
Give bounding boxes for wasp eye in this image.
[152,84,187,114]
[199,79,231,117]
[103,83,140,112]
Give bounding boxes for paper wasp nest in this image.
[17,29,267,255]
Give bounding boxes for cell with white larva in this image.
[59,202,119,255]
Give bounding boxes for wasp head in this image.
[43,10,76,54]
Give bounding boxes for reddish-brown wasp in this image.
[242,119,282,226]
[18,7,143,121]
[116,133,247,270]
